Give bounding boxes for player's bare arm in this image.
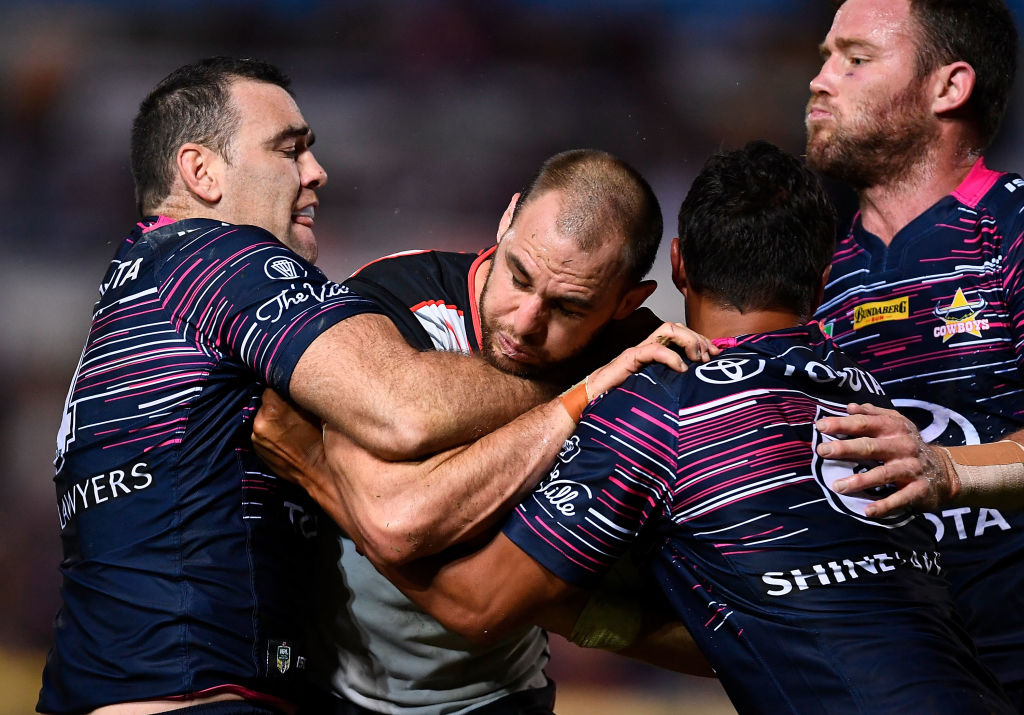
[289,312,555,460]
[816,403,1024,515]
[255,322,715,563]
[379,529,711,676]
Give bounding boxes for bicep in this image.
[288,313,424,455]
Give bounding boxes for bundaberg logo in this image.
[853,296,909,330]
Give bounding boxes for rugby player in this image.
[254,149,715,714]
[260,141,1015,714]
[805,0,1024,704]
[39,58,700,715]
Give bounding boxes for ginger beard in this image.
[806,75,939,191]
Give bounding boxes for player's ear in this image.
[670,237,689,297]
[178,142,223,205]
[496,193,520,243]
[612,279,656,320]
[932,60,975,116]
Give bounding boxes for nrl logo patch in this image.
[276,643,292,674]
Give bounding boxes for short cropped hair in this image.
[678,141,836,321]
[130,57,292,216]
[511,149,663,286]
[910,0,1017,148]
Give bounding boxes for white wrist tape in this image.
[941,440,1024,508]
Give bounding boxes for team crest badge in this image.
[276,643,292,674]
[932,287,989,343]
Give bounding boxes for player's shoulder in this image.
[960,162,1024,220]
[350,248,478,278]
[142,218,281,260]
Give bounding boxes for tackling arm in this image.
[258,322,713,561]
[288,313,553,460]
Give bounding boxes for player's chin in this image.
[287,224,319,264]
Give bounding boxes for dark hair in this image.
[130,57,292,215]
[511,149,662,286]
[910,0,1017,148]
[677,141,836,321]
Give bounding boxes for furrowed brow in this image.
[833,37,878,55]
[508,253,533,282]
[266,124,311,147]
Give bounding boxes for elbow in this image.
[356,504,435,568]
[435,606,513,647]
[361,419,439,462]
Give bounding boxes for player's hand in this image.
[252,388,328,488]
[586,322,719,398]
[814,402,954,516]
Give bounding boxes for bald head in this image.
[510,149,662,286]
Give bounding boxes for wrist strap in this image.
[941,441,1024,506]
[559,377,590,423]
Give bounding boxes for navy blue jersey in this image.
[504,325,1012,714]
[40,217,382,713]
[816,159,1024,694]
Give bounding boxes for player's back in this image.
[617,325,1011,713]
[650,325,1011,712]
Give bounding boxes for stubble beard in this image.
[477,273,543,379]
[476,272,587,382]
[806,79,939,191]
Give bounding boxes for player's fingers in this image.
[830,462,905,494]
[587,343,686,398]
[816,434,888,460]
[648,322,718,362]
[816,410,910,440]
[632,342,688,373]
[862,483,926,518]
[845,402,885,416]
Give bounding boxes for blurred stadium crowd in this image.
[1,1,1022,711]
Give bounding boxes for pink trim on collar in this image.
[951,157,1001,208]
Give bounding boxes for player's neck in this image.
[857,147,978,246]
[686,293,800,340]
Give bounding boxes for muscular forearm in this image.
[290,314,552,459]
[330,399,578,565]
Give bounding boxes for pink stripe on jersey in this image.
[139,215,178,233]
[952,157,1000,207]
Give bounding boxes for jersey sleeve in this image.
[343,254,435,351]
[153,223,384,393]
[502,369,678,589]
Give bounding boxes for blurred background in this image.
[2,0,1023,712]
